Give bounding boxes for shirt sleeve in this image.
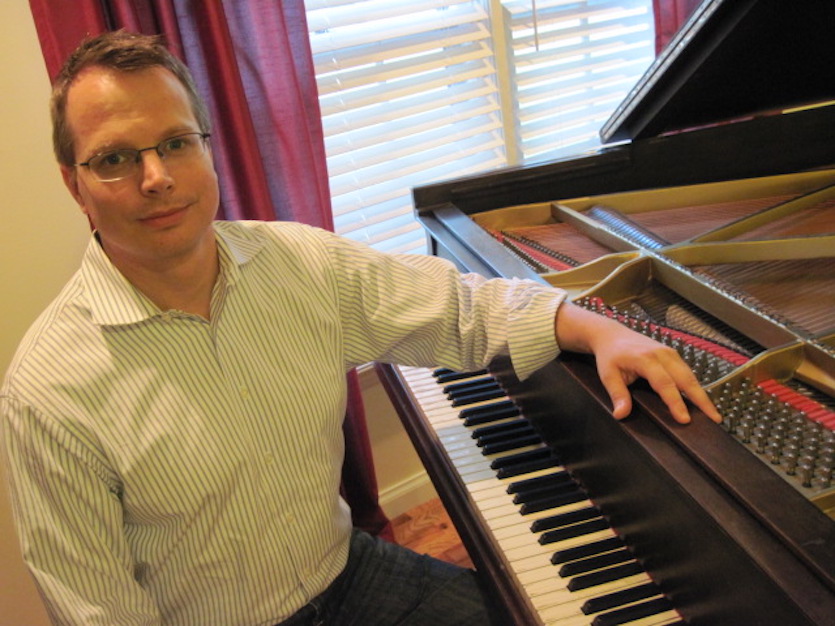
[1,396,161,625]
[322,230,566,379]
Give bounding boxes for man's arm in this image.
[554,301,722,424]
[2,398,160,625]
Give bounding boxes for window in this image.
[305,0,655,254]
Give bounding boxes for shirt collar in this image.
[81,222,266,327]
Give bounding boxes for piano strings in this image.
[691,257,835,336]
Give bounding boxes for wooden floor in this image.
[391,497,474,569]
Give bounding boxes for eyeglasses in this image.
[75,132,211,182]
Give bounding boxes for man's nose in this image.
[138,149,174,192]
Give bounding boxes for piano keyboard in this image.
[397,365,685,626]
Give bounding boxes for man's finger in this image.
[598,369,634,420]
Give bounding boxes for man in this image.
[1,31,720,625]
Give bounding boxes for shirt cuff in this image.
[507,288,566,381]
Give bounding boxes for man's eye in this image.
[163,137,188,152]
[99,151,131,167]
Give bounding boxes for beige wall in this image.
[0,4,430,624]
[0,3,88,625]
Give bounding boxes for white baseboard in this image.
[378,470,437,519]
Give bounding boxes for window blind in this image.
[305,0,654,254]
[503,0,655,163]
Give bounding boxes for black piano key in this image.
[507,470,573,495]
[492,447,561,478]
[591,597,675,626]
[551,536,625,565]
[443,378,500,397]
[512,477,578,504]
[539,517,610,544]
[490,447,553,470]
[582,582,664,615]
[450,387,506,407]
[481,432,543,455]
[520,488,587,514]
[514,478,584,505]
[460,400,520,426]
[472,419,533,441]
[432,368,487,383]
[567,561,645,591]
[558,547,633,577]
[496,457,560,479]
[495,455,562,478]
[530,505,599,532]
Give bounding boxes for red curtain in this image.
[29,0,392,540]
[652,0,703,54]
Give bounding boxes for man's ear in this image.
[60,165,87,214]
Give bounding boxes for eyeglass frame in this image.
[73,131,212,182]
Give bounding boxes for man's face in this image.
[60,66,219,273]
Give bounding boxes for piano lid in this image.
[600,0,835,144]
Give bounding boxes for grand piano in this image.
[376,1,835,624]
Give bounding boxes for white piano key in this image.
[546,604,681,626]
[534,574,658,625]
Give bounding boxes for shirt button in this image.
[284,512,297,525]
[264,453,275,466]
[239,386,250,399]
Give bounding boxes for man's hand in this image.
[555,301,722,425]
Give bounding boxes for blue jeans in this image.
[279,530,502,625]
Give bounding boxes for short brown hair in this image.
[51,29,212,167]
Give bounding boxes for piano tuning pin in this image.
[766,444,782,465]
[739,419,755,443]
[719,416,732,433]
[790,413,808,430]
[797,461,814,488]
[817,464,834,489]
[781,452,799,475]
[781,441,799,458]
[786,433,803,448]
[812,474,832,490]
[751,427,767,453]
[802,432,821,449]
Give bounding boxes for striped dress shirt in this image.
[1,220,565,625]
